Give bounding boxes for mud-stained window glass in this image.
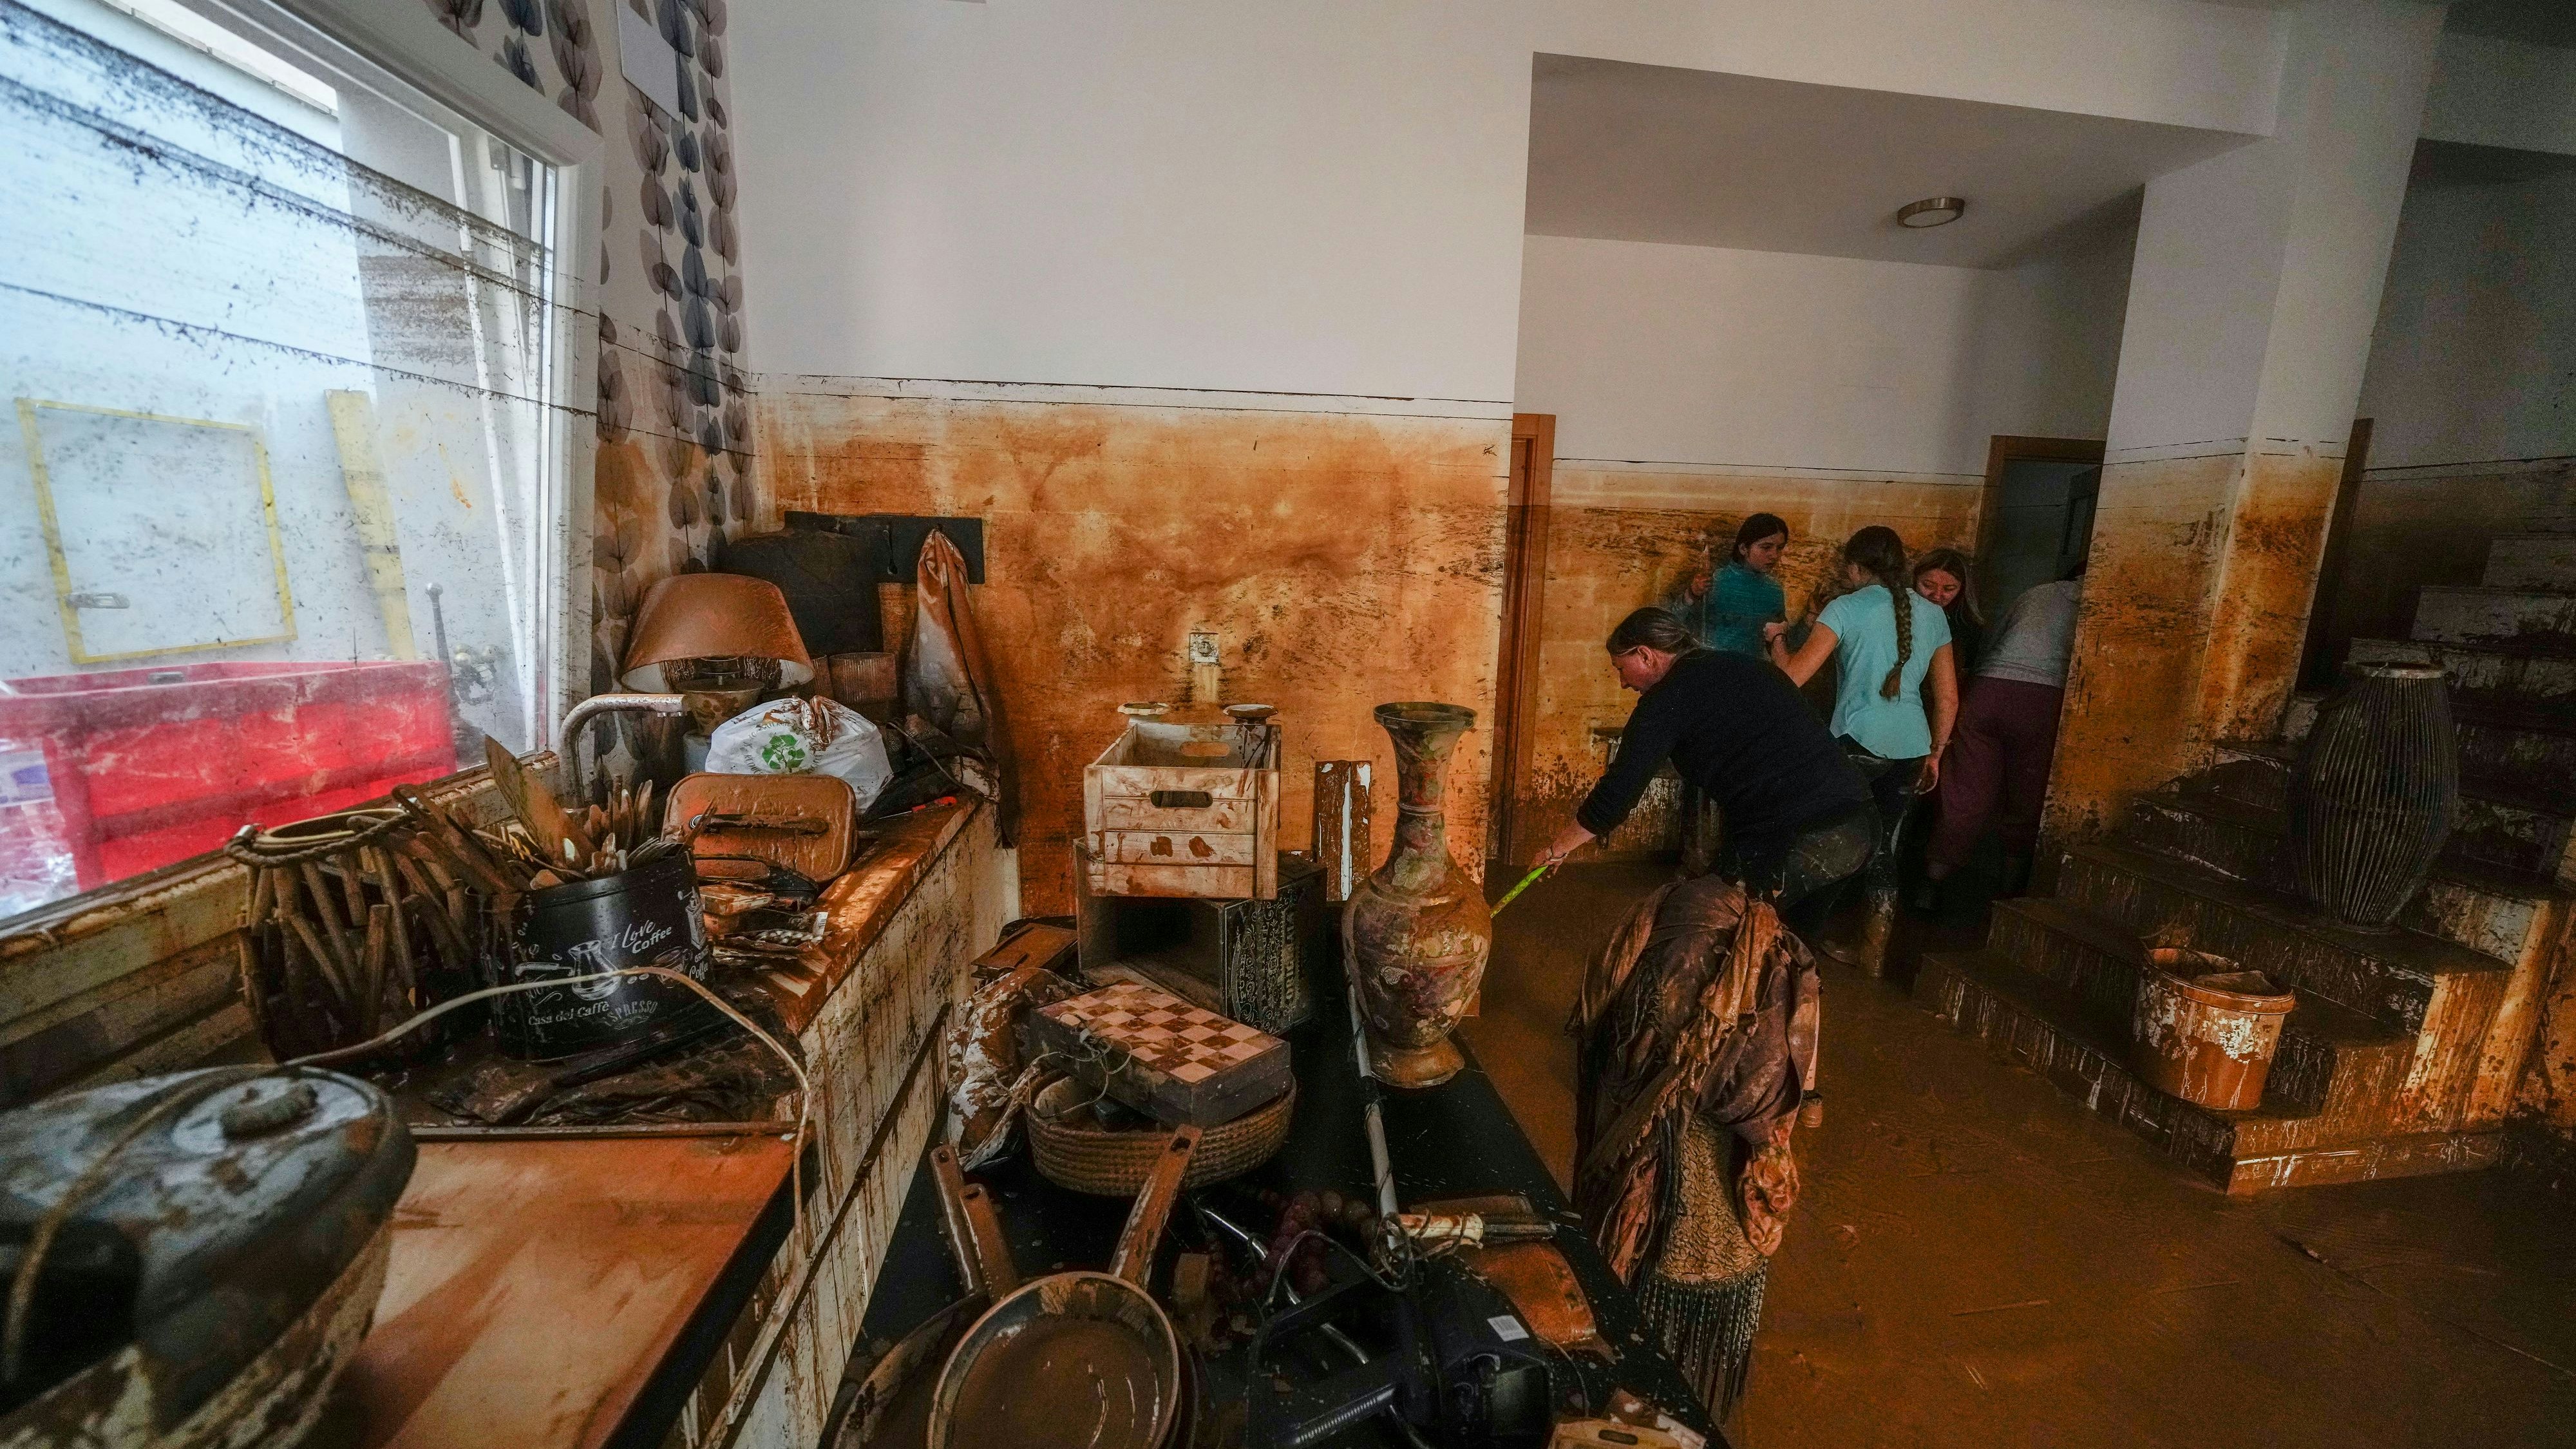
[0,0,588,921]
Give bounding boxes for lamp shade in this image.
[620,573,815,690]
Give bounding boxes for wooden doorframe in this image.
[1974,435,2106,616]
[1488,413,1553,872]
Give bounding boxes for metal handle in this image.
[556,692,686,798]
[1109,1125,1200,1286]
[930,1142,1018,1298]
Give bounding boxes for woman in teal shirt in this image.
[1765,526,1957,970]
[1667,513,1788,658]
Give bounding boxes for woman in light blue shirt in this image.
[1765,526,1958,971]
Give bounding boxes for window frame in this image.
[0,0,601,947]
[195,0,605,753]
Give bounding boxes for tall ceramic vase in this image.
[1343,703,1492,1089]
[2287,663,2459,931]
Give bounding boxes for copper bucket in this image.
[2131,949,2296,1111]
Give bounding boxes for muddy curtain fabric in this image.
[905,529,1020,844]
[1568,873,1815,1417]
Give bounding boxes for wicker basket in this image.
[1027,1074,1294,1195]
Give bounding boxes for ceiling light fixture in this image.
[1897,196,1966,229]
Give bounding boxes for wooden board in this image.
[1097,829,1258,866]
[336,1135,795,1449]
[1095,797,1259,833]
[1025,981,1291,1127]
[1090,862,1260,900]
[1310,760,1372,905]
[972,921,1079,982]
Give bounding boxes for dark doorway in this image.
[1976,435,2105,621]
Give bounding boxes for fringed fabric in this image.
[1639,1265,1770,1423]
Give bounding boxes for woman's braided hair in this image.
[1842,526,1912,699]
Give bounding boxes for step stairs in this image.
[1920,528,2574,1193]
[1915,950,2499,1193]
[2195,741,2575,886]
[2484,532,2576,590]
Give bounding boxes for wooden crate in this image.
[1083,717,1281,899]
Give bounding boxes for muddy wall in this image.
[1516,466,1982,859]
[754,383,1510,914]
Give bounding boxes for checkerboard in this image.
[1030,983,1292,1126]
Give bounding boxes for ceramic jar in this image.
[1343,702,1492,1089]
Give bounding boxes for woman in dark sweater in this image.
[1555,612,1852,1412]
[1534,609,1875,933]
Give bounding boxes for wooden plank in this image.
[1091,862,1258,899]
[1311,761,1372,904]
[1255,763,1280,900]
[1,933,240,1105]
[0,857,250,1030]
[1090,763,1261,800]
[1098,829,1257,866]
[62,998,251,1093]
[972,922,1079,980]
[0,766,512,1036]
[1095,796,1258,833]
[339,1135,795,1449]
[1490,413,1554,865]
[327,388,419,661]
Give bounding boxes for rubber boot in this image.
[1817,882,1898,976]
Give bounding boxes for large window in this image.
[0,0,587,919]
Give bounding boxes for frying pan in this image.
[837,1144,1018,1448]
[927,1126,1202,1449]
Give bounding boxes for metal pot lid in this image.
[0,1068,414,1425]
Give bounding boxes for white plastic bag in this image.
[705,697,894,811]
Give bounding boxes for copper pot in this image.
[1342,703,1491,1089]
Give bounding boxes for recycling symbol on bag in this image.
[761,734,811,772]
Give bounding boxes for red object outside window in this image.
[0,660,456,900]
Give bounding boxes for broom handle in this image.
[1488,863,1551,918]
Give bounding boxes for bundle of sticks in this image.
[231,802,499,1060]
[231,749,687,1059]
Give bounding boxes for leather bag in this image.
[665,772,858,882]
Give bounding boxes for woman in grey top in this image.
[1916,563,2085,905]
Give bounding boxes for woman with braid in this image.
[1765,526,1956,972]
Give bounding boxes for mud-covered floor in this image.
[1461,860,2576,1448]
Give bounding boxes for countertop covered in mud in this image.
[310,802,980,1449]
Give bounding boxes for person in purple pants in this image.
[1915,562,2086,907]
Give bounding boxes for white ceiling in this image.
[1526,55,2263,270]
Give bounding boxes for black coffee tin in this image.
[498,849,712,1060]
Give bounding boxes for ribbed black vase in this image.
[2287,663,2459,931]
